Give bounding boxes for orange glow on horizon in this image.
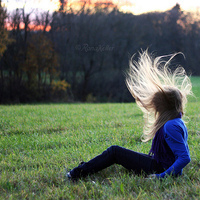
[6,22,51,32]
[1,0,138,14]
[57,0,120,12]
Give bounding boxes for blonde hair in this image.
[126,50,192,142]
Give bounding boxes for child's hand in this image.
[146,174,157,179]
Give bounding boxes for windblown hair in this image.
[126,50,192,142]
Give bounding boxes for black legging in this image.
[69,145,164,179]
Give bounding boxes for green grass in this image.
[0,77,200,199]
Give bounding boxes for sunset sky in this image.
[2,0,200,15]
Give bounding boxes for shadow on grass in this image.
[1,126,68,136]
[65,165,147,185]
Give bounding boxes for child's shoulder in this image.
[164,118,186,134]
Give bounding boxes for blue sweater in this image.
[156,118,191,178]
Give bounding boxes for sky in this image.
[2,0,200,15]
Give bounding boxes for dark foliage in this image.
[0,3,200,103]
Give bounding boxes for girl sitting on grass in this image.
[67,50,192,180]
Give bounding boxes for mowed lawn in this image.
[0,77,200,199]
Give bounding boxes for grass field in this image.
[0,77,200,199]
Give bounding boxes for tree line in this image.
[0,1,200,103]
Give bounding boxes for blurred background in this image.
[0,0,200,103]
